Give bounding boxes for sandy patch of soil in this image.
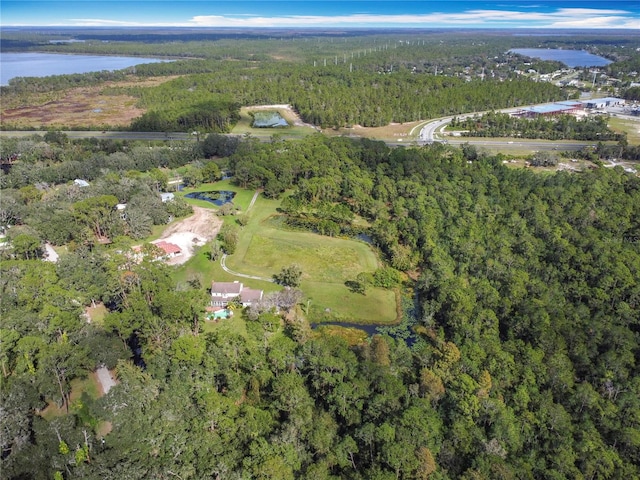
[43,243,59,262]
[156,206,223,265]
[95,366,117,395]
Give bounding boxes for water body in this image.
[1,52,169,86]
[312,321,381,336]
[509,48,612,68]
[184,190,236,206]
[252,111,289,128]
[312,321,418,347]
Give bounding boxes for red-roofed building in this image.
[151,240,182,259]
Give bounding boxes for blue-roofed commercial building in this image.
[582,97,625,109]
[513,101,583,118]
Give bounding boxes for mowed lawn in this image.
[238,230,377,282]
[223,193,397,324]
[177,186,397,324]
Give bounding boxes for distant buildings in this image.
[582,97,625,109]
[513,101,584,118]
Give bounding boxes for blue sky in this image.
[2,1,640,29]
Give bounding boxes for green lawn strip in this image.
[202,313,247,336]
[304,281,397,324]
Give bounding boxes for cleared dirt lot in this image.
[155,206,223,265]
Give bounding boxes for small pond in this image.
[311,321,417,347]
[184,190,236,206]
[252,111,289,128]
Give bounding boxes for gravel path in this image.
[220,254,273,282]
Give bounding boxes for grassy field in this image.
[176,189,398,324]
[323,121,423,143]
[608,116,640,145]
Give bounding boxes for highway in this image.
[2,102,638,154]
[0,129,591,152]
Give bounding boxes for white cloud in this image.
[68,18,147,26]
[188,9,640,28]
[16,8,640,29]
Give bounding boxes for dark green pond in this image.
[184,190,236,206]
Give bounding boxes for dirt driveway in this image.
[155,206,222,265]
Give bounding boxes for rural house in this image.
[211,280,263,307]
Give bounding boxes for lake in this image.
[1,52,169,86]
[508,48,612,68]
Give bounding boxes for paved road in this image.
[417,105,639,149]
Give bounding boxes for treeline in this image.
[0,135,202,189]
[450,111,624,141]
[129,97,241,133]
[127,65,564,129]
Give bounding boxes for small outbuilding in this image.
[152,240,182,258]
[160,192,175,203]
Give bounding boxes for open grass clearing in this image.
[173,246,278,293]
[608,117,640,145]
[85,302,108,326]
[237,229,378,282]
[313,325,369,346]
[176,189,397,324]
[304,280,397,324]
[323,120,422,142]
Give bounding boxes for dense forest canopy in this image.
[1,131,639,479]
